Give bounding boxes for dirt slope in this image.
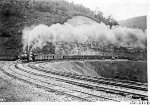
[44,60,147,83]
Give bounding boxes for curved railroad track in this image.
[26,62,148,100]
[0,61,148,101]
[23,62,148,99]
[0,62,120,101]
[38,61,148,91]
[35,60,148,87]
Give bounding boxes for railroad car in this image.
[63,55,83,60]
[36,54,43,60]
[47,54,54,60]
[35,54,54,61]
[83,55,97,59]
[54,54,63,60]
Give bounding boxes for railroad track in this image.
[14,64,123,101]
[22,63,148,101]
[37,61,147,87]
[0,62,120,102]
[30,62,148,91]
[0,62,148,101]
[39,62,147,91]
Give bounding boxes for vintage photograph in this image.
[0,0,148,102]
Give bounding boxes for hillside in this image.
[119,16,147,30]
[0,0,104,56]
[0,0,146,58]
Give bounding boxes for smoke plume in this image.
[22,16,147,53]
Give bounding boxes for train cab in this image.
[19,53,28,60]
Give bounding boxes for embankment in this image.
[44,60,147,83]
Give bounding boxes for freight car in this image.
[63,55,83,60]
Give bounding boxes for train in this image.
[0,53,142,61]
[18,53,135,62]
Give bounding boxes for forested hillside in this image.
[119,16,146,30]
[0,0,115,56]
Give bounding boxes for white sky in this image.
[66,0,149,21]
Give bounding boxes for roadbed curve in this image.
[20,62,147,100]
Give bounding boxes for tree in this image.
[105,15,119,29]
[94,9,104,22]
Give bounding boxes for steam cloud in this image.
[22,16,147,53]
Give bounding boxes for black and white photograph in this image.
[0,0,148,103]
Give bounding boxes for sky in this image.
[66,0,149,21]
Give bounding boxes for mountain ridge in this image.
[119,16,146,30]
